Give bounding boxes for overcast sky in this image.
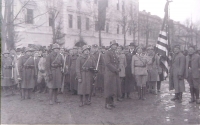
[139,0,200,23]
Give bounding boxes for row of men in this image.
[2,41,199,109]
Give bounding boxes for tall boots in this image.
[194,88,199,103]
[178,92,182,103]
[157,81,161,92]
[105,97,112,110]
[138,87,141,100]
[141,87,146,100]
[189,88,195,103]
[137,87,146,100]
[171,93,179,101]
[79,95,84,107]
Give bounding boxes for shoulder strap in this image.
[52,53,60,65]
[23,56,32,66]
[82,56,90,69]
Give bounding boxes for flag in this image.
[98,0,108,30]
[156,31,169,78]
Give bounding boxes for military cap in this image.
[16,48,21,52]
[135,46,144,52]
[146,45,154,50]
[3,50,10,55]
[92,44,98,48]
[25,47,34,52]
[82,45,91,53]
[52,43,60,50]
[118,45,124,50]
[188,45,196,50]
[173,45,180,49]
[129,42,136,47]
[110,40,118,47]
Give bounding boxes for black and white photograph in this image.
[1,0,200,124]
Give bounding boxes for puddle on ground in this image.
[184,108,190,112]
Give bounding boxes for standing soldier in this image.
[123,42,136,99]
[116,45,127,101]
[18,48,36,100]
[76,45,96,107]
[146,46,159,95]
[185,46,200,104]
[169,45,186,103]
[69,47,79,95]
[1,50,15,96]
[132,46,148,100]
[46,44,64,105]
[90,44,105,97]
[104,40,121,109]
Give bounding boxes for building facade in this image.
[3,0,139,48]
[138,10,162,46]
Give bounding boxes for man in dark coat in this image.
[122,42,136,99]
[18,48,36,100]
[185,46,200,103]
[69,47,79,95]
[104,40,121,110]
[91,44,105,97]
[169,45,186,103]
[46,44,64,105]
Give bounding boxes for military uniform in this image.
[2,52,15,87]
[46,51,63,89]
[104,40,121,109]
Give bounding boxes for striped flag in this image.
[156,31,169,78]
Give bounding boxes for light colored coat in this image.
[131,54,148,76]
[147,53,160,82]
[169,52,186,93]
[118,54,127,77]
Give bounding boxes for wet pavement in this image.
[1,80,200,124]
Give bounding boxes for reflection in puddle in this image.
[184,109,189,111]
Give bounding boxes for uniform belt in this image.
[24,65,34,69]
[135,65,145,67]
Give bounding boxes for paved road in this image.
[1,80,200,124]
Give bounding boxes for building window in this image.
[77,16,81,29]
[122,1,125,11]
[77,0,81,8]
[95,21,98,31]
[117,3,119,10]
[106,23,109,33]
[117,25,119,34]
[26,9,33,24]
[49,17,53,26]
[68,14,73,28]
[86,18,89,30]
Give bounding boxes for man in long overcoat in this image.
[46,44,64,105]
[104,40,121,109]
[69,47,79,95]
[169,45,186,103]
[122,42,136,99]
[91,44,105,97]
[18,48,36,100]
[76,45,96,107]
[185,46,200,103]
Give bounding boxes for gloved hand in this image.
[49,74,53,81]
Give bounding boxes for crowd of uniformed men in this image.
[1,40,200,109]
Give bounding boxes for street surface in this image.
[1,80,200,124]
